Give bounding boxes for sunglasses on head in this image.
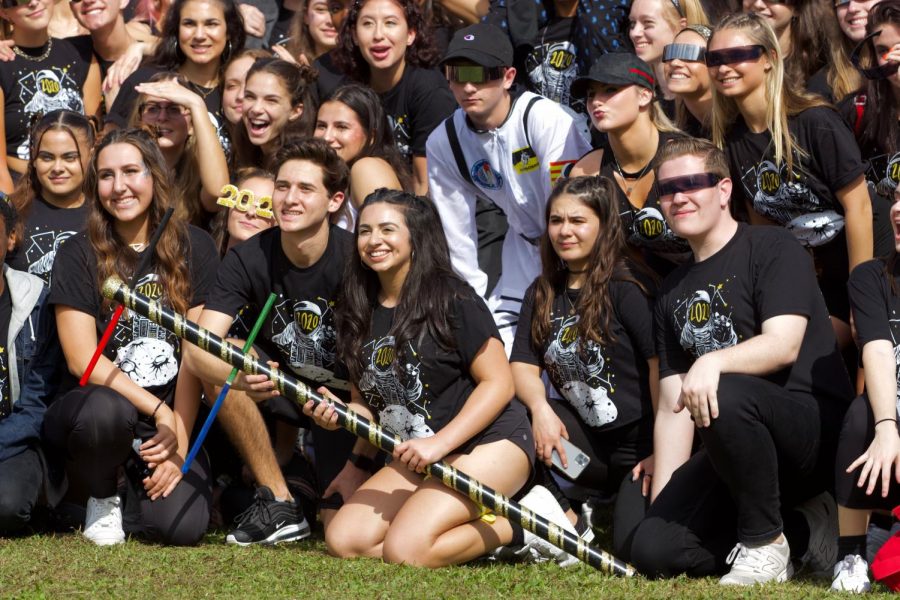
[663,43,706,63]
[444,65,505,84]
[705,45,767,67]
[658,173,723,197]
[851,30,900,79]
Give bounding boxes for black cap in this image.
[570,53,656,98]
[441,24,514,68]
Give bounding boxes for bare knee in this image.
[382,526,436,567]
[325,517,376,559]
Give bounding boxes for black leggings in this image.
[628,374,845,577]
[835,394,900,510]
[43,385,211,546]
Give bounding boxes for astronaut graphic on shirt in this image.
[359,335,434,441]
[16,69,84,159]
[544,313,617,427]
[270,297,338,383]
[674,284,739,358]
[26,230,76,283]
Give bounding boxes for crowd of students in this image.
[3,0,900,592]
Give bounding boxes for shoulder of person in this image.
[58,34,95,57]
[329,223,354,249]
[849,256,891,284]
[792,104,843,126]
[185,224,217,251]
[351,156,395,180]
[571,147,604,176]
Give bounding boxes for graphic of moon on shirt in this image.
[15,68,84,159]
[673,284,739,358]
[359,335,434,441]
[743,160,843,247]
[270,298,337,383]
[545,314,617,427]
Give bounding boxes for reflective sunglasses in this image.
[2,0,32,8]
[705,45,767,67]
[663,43,706,63]
[444,65,505,84]
[851,30,900,79]
[658,173,723,197]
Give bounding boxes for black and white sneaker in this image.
[225,486,311,546]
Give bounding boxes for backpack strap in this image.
[854,93,867,138]
[444,113,474,186]
[521,95,541,150]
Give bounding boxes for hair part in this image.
[269,136,350,197]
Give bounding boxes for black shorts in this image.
[455,399,535,467]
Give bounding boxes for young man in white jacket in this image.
[426,24,592,350]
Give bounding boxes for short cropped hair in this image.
[654,136,730,180]
[269,138,350,198]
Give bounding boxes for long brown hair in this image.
[10,110,97,240]
[85,129,192,315]
[531,176,655,351]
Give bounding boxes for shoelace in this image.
[88,500,120,529]
[233,494,273,528]
[725,543,768,570]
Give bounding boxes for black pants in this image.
[629,373,845,577]
[0,446,42,533]
[835,394,900,510]
[43,385,211,546]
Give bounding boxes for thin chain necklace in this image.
[611,153,653,197]
[13,38,53,62]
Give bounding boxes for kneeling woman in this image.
[44,128,220,546]
[510,176,657,557]
[305,189,534,567]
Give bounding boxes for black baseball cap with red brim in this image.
[570,53,657,98]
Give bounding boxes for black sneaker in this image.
[225,486,311,546]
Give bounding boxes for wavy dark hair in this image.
[332,0,440,85]
[85,129,192,314]
[234,57,318,168]
[338,188,463,382]
[856,0,900,160]
[148,0,246,81]
[531,176,655,351]
[321,83,412,189]
[10,110,97,241]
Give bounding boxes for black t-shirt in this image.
[848,257,900,410]
[48,226,220,399]
[6,196,90,285]
[0,36,93,162]
[524,17,580,112]
[359,282,506,440]
[725,106,865,248]
[510,276,656,432]
[0,286,11,420]
[204,226,352,390]
[107,66,231,158]
[379,65,457,160]
[655,223,852,404]
[314,51,348,103]
[838,93,900,201]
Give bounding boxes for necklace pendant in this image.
[625,185,633,196]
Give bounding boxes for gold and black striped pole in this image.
[101,276,637,577]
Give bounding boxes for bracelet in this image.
[151,399,165,419]
[349,453,377,473]
[874,418,898,429]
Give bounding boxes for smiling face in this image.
[664,29,711,97]
[707,29,772,99]
[314,100,369,162]
[547,193,600,272]
[306,0,346,56]
[96,143,154,227]
[742,0,794,36]
[226,176,276,243]
[242,71,303,151]
[629,0,680,64]
[70,0,126,31]
[352,0,414,73]
[837,0,881,41]
[34,129,88,203]
[222,55,255,124]
[272,159,343,234]
[139,96,192,152]
[585,81,649,132]
[874,23,900,93]
[0,0,52,33]
[657,153,731,240]
[178,0,227,68]
[357,201,412,278]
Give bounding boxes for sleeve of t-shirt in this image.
[187,227,220,307]
[849,259,894,347]
[509,282,539,365]
[531,97,593,184]
[614,279,657,360]
[202,245,256,318]
[453,286,502,368]
[752,229,817,322]
[409,70,458,157]
[802,107,866,192]
[107,67,156,129]
[655,287,691,376]
[47,235,99,316]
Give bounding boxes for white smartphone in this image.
[550,437,591,480]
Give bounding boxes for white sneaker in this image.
[719,537,793,585]
[83,495,125,546]
[518,485,578,566]
[831,554,871,593]
[796,491,839,576]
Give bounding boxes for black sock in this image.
[784,511,810,558]
[871,512,893,531]
[838,535,867,560]
[509,521,525,547]
[575,513,589,536]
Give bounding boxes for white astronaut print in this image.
[875,151,900,198]
[744,160,843,247]
[270,298,337,383]
[113,275,178,387]
[26,230,76,281]
[544,314,618,428]
[16,69,84,159]
[675,286,738,358]
[359,336,434,441]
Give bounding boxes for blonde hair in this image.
[656,0,710,30]
[710,13,827,174]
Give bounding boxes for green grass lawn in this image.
[0,532,896,599]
